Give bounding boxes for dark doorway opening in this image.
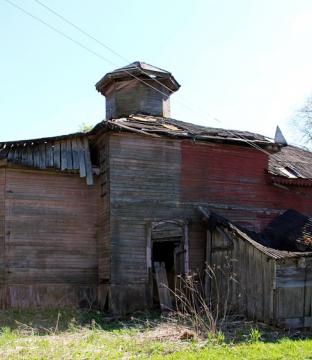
[153,242,175,272]
[152,241,177,307]
[148,220,188,311]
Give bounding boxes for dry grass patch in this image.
[1,310,312,359]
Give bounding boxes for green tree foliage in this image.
[78,122,93,133]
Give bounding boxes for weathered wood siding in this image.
[108,133,185,312]
[97,135,111,308]
[105,79,171,119]
[208,227,312,328]
[181,141,312,231]
[103,133,312,314]
[274,257,312,328]
[1,168,99,308]
[0,169,5,306]
[208,228,275,323]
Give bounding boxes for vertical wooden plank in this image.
[262,254,271,323]
[183,223,189,274]
[26,146,33,167]
[205,230,212,302]
[53,141,61,169]
[61,140,68,171]
[66,139,73,170]
[7,147,14,162]
[271,260,277,324]
[304,285,312,321]
[13,146,21,164]
[83,137,93,185]
[154,262,172,312]
[98,137,110,308]
[146,222,152,272]
[254,247,263,321]
[12,146,20,164]
[21,146,28,166]
[71,138,79,169]
[46,143,54,168]
[0,168,5,288]
[76,137,86,178]
[33,145,40,168]
[246,241,253,318]
[231,235,238,311]
[239,237,247,315]
[39,143,46,169]
[146,222,152,305]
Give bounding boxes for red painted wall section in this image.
[181,141,312,231]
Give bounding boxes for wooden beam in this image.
[77,137,86,178]
[83,137,93,185]
[53,141,61,169]
[60,140,68,171]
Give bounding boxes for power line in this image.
[6,0,312,190]
[32,0,278,156]
[33,0,184,96]
[2,0,303,166]
[2,0,177,102]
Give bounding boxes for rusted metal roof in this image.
[268,145,312,183]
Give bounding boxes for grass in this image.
[0,309,312,359]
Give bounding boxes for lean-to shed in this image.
[201,208,312,328]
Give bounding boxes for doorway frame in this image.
[146,219,189,307]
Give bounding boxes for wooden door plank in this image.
[154,262,172,312]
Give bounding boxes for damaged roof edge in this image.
[0,115,280,148]
[0,131,88,147]
[0,133,94,185]
[1,115,311,183]
[199,206,312,260]
[89,115,281,149]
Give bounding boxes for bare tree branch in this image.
[294,96,312,145]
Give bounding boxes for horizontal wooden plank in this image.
[3,168,100,292]
[6,268,97,284]
[4,285,97,308]
[276,265,312,288]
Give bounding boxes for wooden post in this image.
[183,223,189,274]
[205,230,212,301]
[146,222,153,305]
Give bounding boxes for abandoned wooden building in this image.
[1,61,312,325]
[201,208,312,328]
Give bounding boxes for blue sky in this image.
[1,0,312,144]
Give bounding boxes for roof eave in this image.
[268,174,312,187]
